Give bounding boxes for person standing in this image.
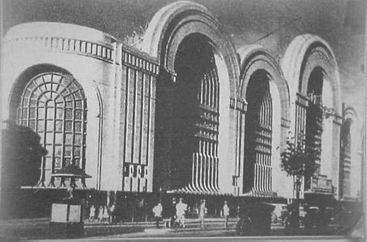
[176,198,188,228]
[89,205,96,223]
[103,205,109,224]
[98,205,104,223]
[170,198,177,228]
[109,203,116,224]
[199,199,207,229]
[223,200,230,229]
[152,201,163,228]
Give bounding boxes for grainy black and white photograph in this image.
[0,0,366,241]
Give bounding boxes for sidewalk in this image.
[1,217,355,240]
[0,217,239,240]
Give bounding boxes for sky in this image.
[2,0,365,118]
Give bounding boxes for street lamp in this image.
[49,163,91,238]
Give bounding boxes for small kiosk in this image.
[49,164,91,238]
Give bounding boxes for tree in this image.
[281,132,320,228]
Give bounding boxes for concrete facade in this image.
[1,1,362,209]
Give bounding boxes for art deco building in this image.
[1,0,363,218]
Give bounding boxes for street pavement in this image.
[0,217,363,241]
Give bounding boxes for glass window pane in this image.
[65,109,73,119]
[55,146,62,156]
[65,121,73,131]
[29,108,36,118]
[66,101,73,108]
[55,133,63,144]
[45,83,52,91]
[74,91,81,99]
[45,144,53,155]
[65,158,71,166]
[46,107,54,118]
[75,110,82,120]
[73,158,80,166]
[75,122,81,132]
[74,146,81,157]
[65,95,73,101]
[74,135,82,145]
[38,107,45,118]
[55,157,62,169]
[75,101,82,108]
[55,96,63,104]
[46,132,54,144]
[65,133,73,145]
[55,120,63,132]
[43,74,52,83]
[37,121,44,132]
[64,146,72,157]
[53,74,62,84]
[33,88,41,97]
[61,88,69,96]
[56,108,63,119]
[69,82,78,92]
[22,120,27,126]
[46,120,54,131]
[39,84,46,92]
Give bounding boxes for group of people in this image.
[88,203,116,224]
[152,198,230,229]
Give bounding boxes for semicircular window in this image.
[16,72,87,186]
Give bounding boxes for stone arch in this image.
[141,0,239,97]
[143,1,240,194]
[281,34,341,114]
[281,34,342,197]
[238,45,290,128]
[237,45,291,196]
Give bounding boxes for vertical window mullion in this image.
[51,98,57,174]
[81,97,86,170]
[71,95,76,165]
[26,88,32,127]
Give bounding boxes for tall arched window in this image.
[244,72,273,195]
[16,72,87,186]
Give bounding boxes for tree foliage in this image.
[281,132,320,179]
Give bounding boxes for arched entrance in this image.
[143,1,240,194]
[243,71,272,194]
[238,46,290,197]
[282,34,342,197]
[156,34,220,192]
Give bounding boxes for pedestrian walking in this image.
[109,203,116,224]
[199,199,207,229]
[223,200,230,229]
[103,205,109,224]
[98,205,104,223]
[89,205,96,223]
[176,197,188,228]
[152,201,163,228]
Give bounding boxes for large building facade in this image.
[1,1,363,218]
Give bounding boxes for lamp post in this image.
[49,164,91,238]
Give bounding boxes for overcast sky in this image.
[2,0,365,117]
